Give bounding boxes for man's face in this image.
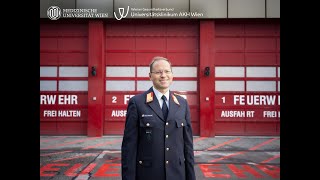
[149,60,173,93]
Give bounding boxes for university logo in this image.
[114,6,129,20]
[47,6,61,20]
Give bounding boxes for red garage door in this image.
[213,20,280,135]
[40,21,89,135]
[104,20,200,135]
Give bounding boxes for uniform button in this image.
[139,161,142,164]
[181,122,184,126]
[166,122,169,126]
[166,161,169,164]
[166,147,169,151]
[166,135,169,138]
[146,123,150,126]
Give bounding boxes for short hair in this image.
[149,56,172,72]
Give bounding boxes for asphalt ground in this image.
[40,136,280,180]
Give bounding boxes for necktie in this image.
[161,95,169,120]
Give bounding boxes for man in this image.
[121,56,196,180]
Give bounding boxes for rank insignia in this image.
[172,94,180,106]
[146,92,154,103]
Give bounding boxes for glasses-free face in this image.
[149,60,173,93]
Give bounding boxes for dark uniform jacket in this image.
[121,87,196,180]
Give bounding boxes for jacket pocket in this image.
[179,156,185,166]
[176,119,187,128]
[138,157,152,167]
[139,117,155,127]
[139,118,154,142]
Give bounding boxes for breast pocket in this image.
[175,119,186,140]
[175,119,187,128]
[139,117,155,128]
[139,117,155,142]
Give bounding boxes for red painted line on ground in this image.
[64,163,97,177]
[79,163,97,174]
[93,164,121,177]
[105,157,121,163]
[40,136,66,143]
[206,137,241,151]
[41,150,72,157]
[227,164,264,178]
[256,165,280,178]
[249,138,279,150]
[209,138,278,163]
[193,137,208,143]
[64,163,83,176]
[40,163,280,178]
[41,137,100,150]
[199,164,231,178]
[52,153,98,162]
[260,154,280,163]
[40,163,69,176]
[82,139,122,150]
[210,151,245,163]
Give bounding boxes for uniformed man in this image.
[121,56,196,180]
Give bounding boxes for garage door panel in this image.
[245,122,278,135]
[245,24,277,36]
[167,53,198,65]
[184,94,198,106]
[40,53,58,65]
[106,38,135,50]
[190,109,199,123]
[136,24,166,36]
[245,53,277,65]
[167,24,198,36]
[40,24,59,36]
[57,24,88,36]
[276,38,280,51]
[245,38,276,51]
[40,38,58,51]
[167,37,198,52]
[40,22,88,136]
[104,122,125,134]
[105,94,134,106]
[136,53,167,65]
[106,53,135,65]
[215,108,247,121]
[40,122,57,135]
[59,53,88,65]
[57,122,87,135]
[136,38,166,51]
[214,20,280,136]
[106,23,136,36]
[40,107,57,121]
[58,38,88,51]
[215,122,245,135]
[215,53,245,65]
[215,23,244,36]
[191,122,199,135]
[215,38,244,51]
[249,108,279,121]
[105,108,127,121]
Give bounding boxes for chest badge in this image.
[172,94,180,106]
[146,92,154,103]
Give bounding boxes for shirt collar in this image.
[152,86,170,102]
